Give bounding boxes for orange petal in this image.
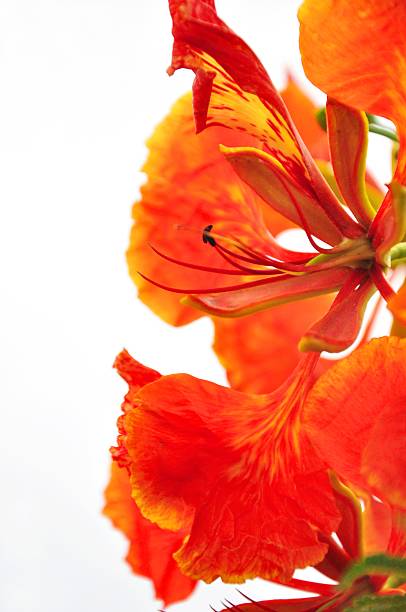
[129,92,292,327]
[326,98,375,226]
[213,294,332,394]
[103,462,196,606]
[118,351,340,583]
[168,0,363,241]
[281,75,329,162]
[299,0,406,182]
[389,279,406,327]
[304,337,406,509]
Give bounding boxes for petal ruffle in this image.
[299,0,406,182]
[117,351,340,583]
[129,92,292,326]
[304,337,406,509]
[212,294,332,394]
[103,462,196,606]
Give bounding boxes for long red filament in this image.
[148,244,280,276]
[276,172,335,255]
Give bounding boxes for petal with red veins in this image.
[304,337,406,509]
[221,145,343,245]
[168,0,362,240]
[129,92,290,326]
[103,462,196,606]
[281,75,330,162]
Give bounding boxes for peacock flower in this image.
[135,0,406,355]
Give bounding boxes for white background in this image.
[0,1,392,611]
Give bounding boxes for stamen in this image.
[370,263,396,302]
[149,244,279,276]
[202,224,217,247]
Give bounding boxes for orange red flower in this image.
[105,0,406,608]
[133,0,406,356]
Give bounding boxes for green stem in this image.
[368,123,399,143]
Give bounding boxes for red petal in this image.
[168,0,363,241]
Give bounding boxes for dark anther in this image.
[202,224,216,247]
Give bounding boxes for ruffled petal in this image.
[129,93,284,326]
[103,462,196,606]
[298,0,406,182]
[212,295,332,394]
[304,337,406,509]
[118,351,340,583]
[168,0,363,241]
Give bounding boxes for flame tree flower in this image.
[134,0,406,356]
[104,0,406,608]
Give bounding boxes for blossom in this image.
[109,349,341,585]
[105,0,406,607]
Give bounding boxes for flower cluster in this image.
[103,1,406,609]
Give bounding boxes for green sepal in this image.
[345,594,406,611]
[340,554,406,591]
